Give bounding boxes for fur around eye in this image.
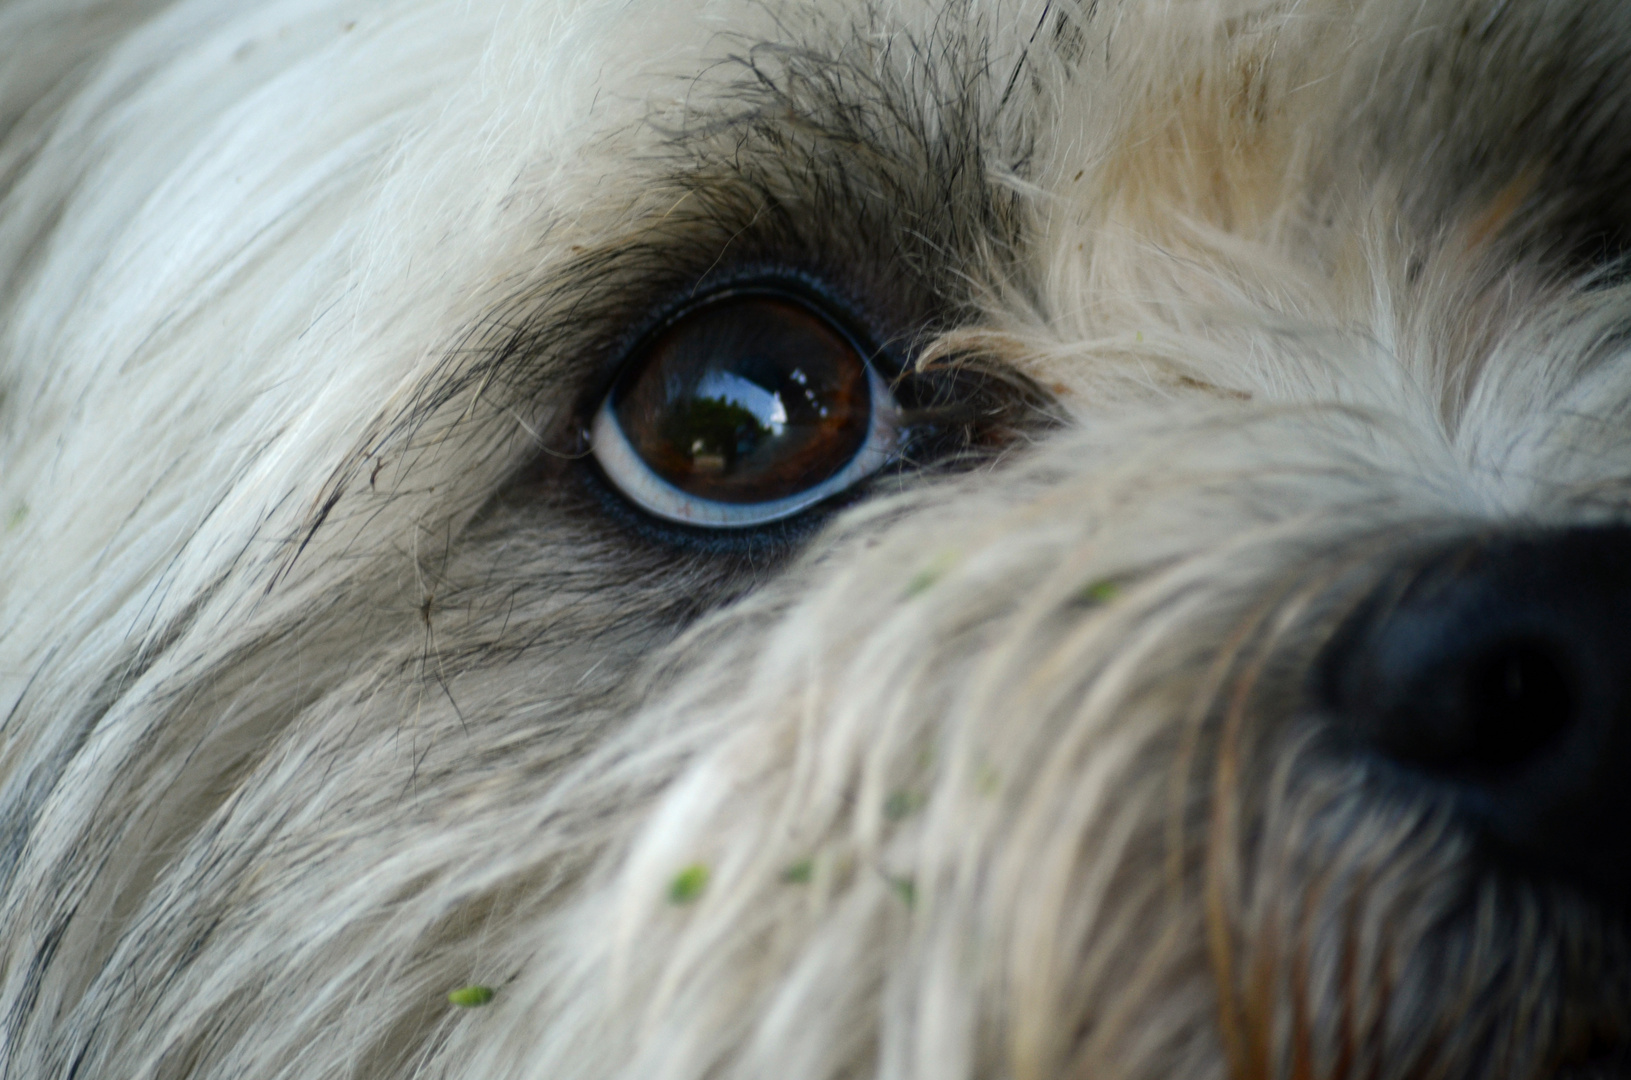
[590,290,902,528]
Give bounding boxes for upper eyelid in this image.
[567,266,910,419]
[467,161,959,465]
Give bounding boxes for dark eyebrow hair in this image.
[281,2,1065,577]
[472,3,1053,399]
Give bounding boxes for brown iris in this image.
[611,295,873,504]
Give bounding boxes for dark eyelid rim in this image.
[576,445,868,554]
[579,265,905,423]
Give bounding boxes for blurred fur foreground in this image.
[5,0,1631,1077]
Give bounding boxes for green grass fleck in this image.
[447,985,495,1008]
[6,503,27,532]
[890,876,917,909]
[884,789,923,821]
[904,551,960,598]
[1074,579,1120,606]
[905,568,942,597]
[668,863,710,905]
[975,764,1002,796]
[781,859,815,884]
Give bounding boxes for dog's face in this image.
[4,0,1631,1077]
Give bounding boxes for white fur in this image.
[3,0,1629,1077]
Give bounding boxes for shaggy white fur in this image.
[4,0,1631,1077]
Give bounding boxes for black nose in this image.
[1318,526,1631,904]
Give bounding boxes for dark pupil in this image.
[613,296,872,504]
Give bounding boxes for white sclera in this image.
[591,362,902,528]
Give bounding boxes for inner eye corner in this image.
[885,349,1065,462]
[588,284,902,531]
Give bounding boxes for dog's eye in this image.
[591,291,900,528]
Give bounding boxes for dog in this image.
[3,0,1631,1076]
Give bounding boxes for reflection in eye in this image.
[675,370,787,474]
[591,292,901,528]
